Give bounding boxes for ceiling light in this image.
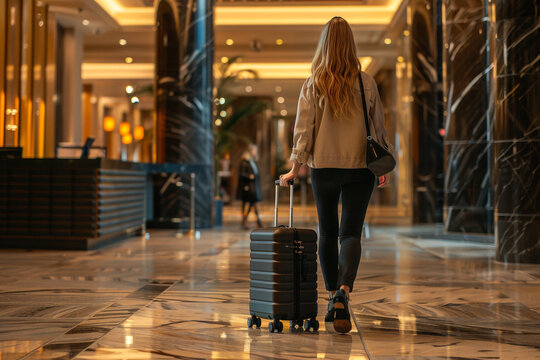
[133,126,144,140]
[130,96,140,104]
[221,56,229,64]
[245,85,253,93]
[280,109,287,116]
[277,96,285,104]
[397,56,404,63]
[219,97,225,105]
[122,134,133,145]
[275,86,282,93]
[82,19,89,26]
[220,110,227,117]
[384,38,392,45]
[125,85,134,94]
[125,57,133,64]
[275,38,284,45]
[225,38,234,46]
[215,119,222,126]
[403,30,410,37]
[119,39,127,46]
[119,121,131,136]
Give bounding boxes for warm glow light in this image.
[119,121,131,136]
[104,116,115,132]
[220,110,227,117]
[225,38,234,46]
[275,38,284,45]
[215,119,222,126]
[403,30,410,36]
[130,96,140,104]
[82,19,90,26]
[277,97,285,103]
[397,56,404,63]
[275,86,282,93]
[125,57,133,63]
[439,128,446,136]
[384,38,392,45]
[280,109,288,116]
[125,85,134,94]
[134,126,144,140]
[119,38,127,45]
[93,1,403,27]
[245,86,253,93]
[122,133,133,144]
[221,57,229,64]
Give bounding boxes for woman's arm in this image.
[290,79,316,165]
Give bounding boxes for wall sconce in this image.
[119,121,131,136]
[133,126,144,140]
[122,133,133,144]
[104,116,115,132]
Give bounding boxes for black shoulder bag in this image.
[358,73,396,177]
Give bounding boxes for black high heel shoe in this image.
[329,289,351,333]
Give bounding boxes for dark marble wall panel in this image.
[410,0,444,223]
[154,0,214,228]
[443,0,494,233]
[492,1,540,263]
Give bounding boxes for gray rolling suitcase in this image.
[247,180,319,333]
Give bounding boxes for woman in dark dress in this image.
[237,144,262,229]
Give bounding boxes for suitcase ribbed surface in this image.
[249,227,318,321]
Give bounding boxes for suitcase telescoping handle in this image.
[274,179,294,228]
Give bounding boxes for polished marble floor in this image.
[1,207,539,359]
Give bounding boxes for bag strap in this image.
[358,73,372,140]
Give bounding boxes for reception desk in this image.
[0,159,146,250]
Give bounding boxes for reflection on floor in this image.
[0,212,539,359]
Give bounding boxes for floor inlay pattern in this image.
[1,214,540,359]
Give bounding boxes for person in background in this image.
[237,144,263,229]
[280,17,393,333]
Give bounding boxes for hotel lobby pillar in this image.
[154,0,214,228]
[410,0,444,223]
[442,0,494,233]
[492,1,540,263]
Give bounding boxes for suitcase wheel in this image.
[269,319,283,333]
[247,315,261,329]
[289,320,303,330]
[304,318,319,332]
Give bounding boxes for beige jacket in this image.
[290,71,392,169]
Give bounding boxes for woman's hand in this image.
[279,162,301,187]
[378,174,389,188]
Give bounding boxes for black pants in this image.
[311,168,375,292]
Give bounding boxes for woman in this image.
[237,144,263,229]
[280,17,392,333]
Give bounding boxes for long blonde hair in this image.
[312,17,361,118]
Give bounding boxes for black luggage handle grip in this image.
[275,179,294,186]
[274,179,294,227]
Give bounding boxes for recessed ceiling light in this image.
[125,85,134,94]
[221,56,229,63]
[274,86,282,93]
[280,109,287,116]
[220,110,227,117]
[277,96,285,104]
[125,57,133,64]
[225,38,234,46]
[245,85,253,93]
[130,96,140,104]
[397,56,404,62]
[119,39,127,46]
[275,38,284,46]
[215,119,222,126]
[403,30,410,37]
[384,38,392,45]
[82,19,90,26]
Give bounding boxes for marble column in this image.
[443,0,494,233]
[410,0,444,223]
[154,0,214,228]
[492,1,540,263]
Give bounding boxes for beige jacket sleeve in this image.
[368,76,394,155]
[290,79,316,164]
